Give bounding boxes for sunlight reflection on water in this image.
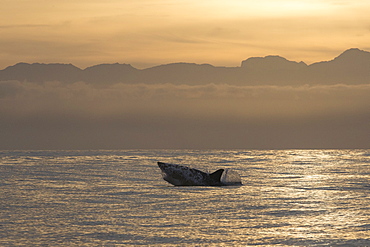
[1,149,369,246]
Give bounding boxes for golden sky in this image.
[1,0,370,69]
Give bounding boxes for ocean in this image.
[1,149,369,246]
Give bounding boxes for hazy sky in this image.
[1,0,370,69]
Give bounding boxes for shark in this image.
[157,162,242,186]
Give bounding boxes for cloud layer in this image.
[1,81,369,149]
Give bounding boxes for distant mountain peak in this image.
[342,48,364,54]
[85,63,135,69]
[4,62,81,72]
[334,48,370,61]
[11,62,77,67]
[147,62,214,69]
[241,55,307,69]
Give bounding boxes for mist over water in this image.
[1,81,370,149]
[1,149,369,246]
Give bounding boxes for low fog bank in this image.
[1,80,369,149]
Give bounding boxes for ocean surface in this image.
[1,149,369,246]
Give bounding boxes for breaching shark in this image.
[157,162,242,186]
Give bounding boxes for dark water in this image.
[1,150,369,246]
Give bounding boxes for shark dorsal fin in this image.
[209,169,224,182]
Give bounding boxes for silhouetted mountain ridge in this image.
[308,48,370,84]
[241,55,307,69]
[1,62,82,83]
[83,63,138,84]
[1,48,369,85]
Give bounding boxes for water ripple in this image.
[0,149,369,246]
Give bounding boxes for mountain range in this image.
[1,48,369,85]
